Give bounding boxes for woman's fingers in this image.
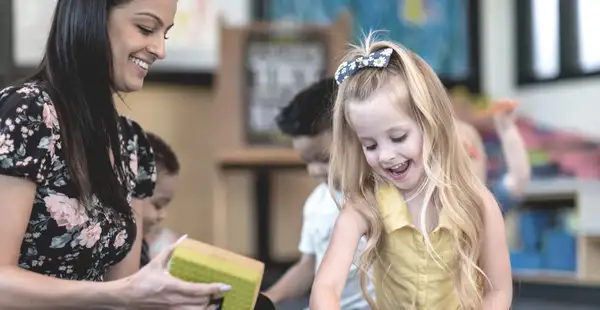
[172,281,231,297]
[150,234,188,269]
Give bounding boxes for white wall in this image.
[481,0,600,138]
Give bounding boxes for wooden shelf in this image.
[513,270,600,286]
[217,148,303,168]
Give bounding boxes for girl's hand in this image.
[492,100,518,132]
[125,235,231,309]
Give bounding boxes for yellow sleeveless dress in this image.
[372,184,471,310]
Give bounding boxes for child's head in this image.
[142,132,180,236]
[330,36,487,309]
[276,78,337,183]
[330,41,468,195]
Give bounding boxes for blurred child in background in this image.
[264,78,374,309]
[456,99,531,213]
[140,132,182,267]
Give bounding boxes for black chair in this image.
[208,293,275,310]
[255,293,276,310]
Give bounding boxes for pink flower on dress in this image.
[113,230,128,248]
[77,222,102,248]
[0,133,14,155]
[44,194,89,230]
[42,103,59,129]
[48,138,55,157]
[17,86,35,95]
[130,153,138,177]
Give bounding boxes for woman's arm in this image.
[0,175,129,309]
[309,206,368,310]
[479,190,513,309]
[0,267,128,309]
[106,198,146,280]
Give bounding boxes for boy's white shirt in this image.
[299,183,375,310]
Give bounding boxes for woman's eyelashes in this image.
[137,25,170,39]
[137,25,153,35]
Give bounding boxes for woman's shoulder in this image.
[0,81,59,131]
[0,81,56,119]
[1,81,48,101]
[0,81,60,183]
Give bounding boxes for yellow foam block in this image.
[168,238,265,310]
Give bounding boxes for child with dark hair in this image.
[264,78,374,309]
[140,132,182,267]
[275,78,336,183]
[147,132,181,175]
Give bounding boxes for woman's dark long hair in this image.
[29,0,133,214]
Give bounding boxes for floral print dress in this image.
[0,82,156,281]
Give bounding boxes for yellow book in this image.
[168,238,265,310]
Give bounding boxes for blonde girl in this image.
[309,35,512,310]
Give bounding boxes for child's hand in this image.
[492,100,518,133]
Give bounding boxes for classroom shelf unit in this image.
[513,178,600,285]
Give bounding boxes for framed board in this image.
[243,30,329,146]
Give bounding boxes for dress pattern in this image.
[0,82,156,281]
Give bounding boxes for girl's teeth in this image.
[389,161,409,174]
[391,162,407,170]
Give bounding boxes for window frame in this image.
[516,0,600,86]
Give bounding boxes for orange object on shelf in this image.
[475,100,519,117]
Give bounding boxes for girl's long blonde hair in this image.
[328,34,488,309]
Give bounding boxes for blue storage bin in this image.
[541,229,576,272]
[510,250,542,270]
[519,210,554,252]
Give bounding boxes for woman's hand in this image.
[125,235,231,309]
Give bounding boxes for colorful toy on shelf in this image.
[168,238,265,310]
[449,86,495,133]
[475,99,518,117]
[450,86,518,117]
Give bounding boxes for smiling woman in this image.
[108,0,176,91]
[0,0,231,309]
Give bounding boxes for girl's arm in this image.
[309,206,368,310]
[479,189,513,309]
[0,175,129,309]
[494,102,531,197]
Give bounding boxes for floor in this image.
[276,297,599,310]
[263,267,600,310]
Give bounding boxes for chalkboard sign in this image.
[243,30,328,146]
